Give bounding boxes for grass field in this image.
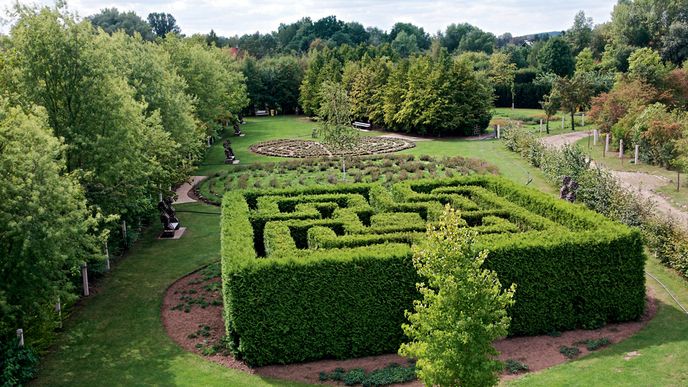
[33,113,688,386]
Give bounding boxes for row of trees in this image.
[299,47,494,136]
[0,4,247,378]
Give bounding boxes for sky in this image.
[0,0,617,37]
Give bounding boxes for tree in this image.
[628,47,667,87]
[391,31,419,58]
[390,22,431,49]
[318,81,359,177]
[575,47,596,74]
[0,99,101,351]
[661,21,688,65]
[399,206,515,387]
[588,79,658,132]
[441,23,477,52]
[88,8,153,40]
[566,10,594,55]
[540,92,561,134]
[489,52,516,108]
[458,29,496,54]
[147,12,180,38]
[349,56,390,125]
[538,37,575,76]
[164,35,248,134]
[551,74,594,130]
[8,5,178,226]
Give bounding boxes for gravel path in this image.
[174,176,207,204]
[540,132,688,227]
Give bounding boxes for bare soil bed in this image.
[162,268,657,386]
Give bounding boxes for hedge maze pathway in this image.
[220,176,646,366]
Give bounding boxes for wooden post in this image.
[619,139,624,158]
[497,125,501,139]
[587,130,591,149]
[593,129,598,146]
[16,329,24,348]
[105,243,110,271]
[561,115,565,129]
[82,263,89,296]
[207,136,211,147]
[604,134,610,157]
[678,172,681,192]
[121,220,127,244]
[540,119,543,132]
[56,296,62,328]
[634,145,639,164]
[582,113,585,126]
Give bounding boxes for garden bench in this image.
[353,121,371,129]
[256,110,268,116]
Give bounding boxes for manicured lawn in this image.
[507,257,688,386]
[33,113,688,386]
[33,203,307,387]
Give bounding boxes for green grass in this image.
[507,257,688,386]
[34,113,688,386]
[33,203,307,387]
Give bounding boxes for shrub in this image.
[221,176,645,365]
[504,359,529,374]
[0,341,38,386]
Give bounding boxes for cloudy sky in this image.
[0,0,617,37]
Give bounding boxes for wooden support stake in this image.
[634,145,639,164]
[497,125,501,139]
[105,243,110,271]
[604,134,609,157]
[593,129,598,146]
[16,329,24,347]
[619,139,624,159]
[82,263,89,296]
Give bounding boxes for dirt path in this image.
[540,131,591,148]
[541,132,688,227]
[174,176,207,204]
[163,269,657,386]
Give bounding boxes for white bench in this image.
[256,110,268,116]
[353,121,371,129]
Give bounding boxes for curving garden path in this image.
[541,132,688,228]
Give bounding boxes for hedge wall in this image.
[221,176,646,366]
[494,68,551,109]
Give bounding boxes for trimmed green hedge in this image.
[221,176,646,366]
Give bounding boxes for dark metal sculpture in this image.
[224,140,237,164]
[233,122,243,136]
[560,176,579,203]
[158,197,180,237]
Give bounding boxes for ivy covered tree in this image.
[400,206,515,387]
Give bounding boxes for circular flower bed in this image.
[249,137,415,158]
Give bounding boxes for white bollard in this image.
[619,139,624,158]
[605,134,610,154]
[561,115,565,129]
[207,136,211,147]
[635,145,639,164]
[82,263,89,296]
[56,296,62,328]
[540,119,543,132]
[593,129,599,145]
[497,125,501,139]
[122,220,127,243]
[17,329,24,347]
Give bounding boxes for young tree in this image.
[400,206,515,387]
[318,81,359,178]
[628,47,667,87]
[540,92,561,134]
[551,74,594,130]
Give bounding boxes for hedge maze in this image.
[221,176,646,366]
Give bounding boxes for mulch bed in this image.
[162,269,657,386]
